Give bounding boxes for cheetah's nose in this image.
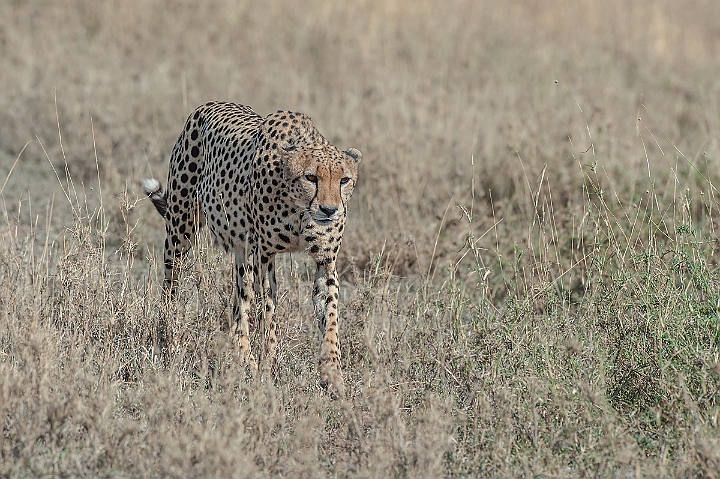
[319,205,338,217]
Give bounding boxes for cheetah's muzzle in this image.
[315,205,340,224]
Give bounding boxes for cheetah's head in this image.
[281,144,362,225]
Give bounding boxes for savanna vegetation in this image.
[1,0,720,476]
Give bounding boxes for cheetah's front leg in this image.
[234,252,257,369]
[313,259,344,397]
[260,254,278,378]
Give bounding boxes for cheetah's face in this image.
[282,145,362,225]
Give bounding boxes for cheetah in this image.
[142,101,361,396]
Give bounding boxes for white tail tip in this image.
[142,178,161,196]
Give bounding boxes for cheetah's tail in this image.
[142,178,168,219]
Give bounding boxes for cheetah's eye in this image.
[304,174,318,183]
[340,177,351,186]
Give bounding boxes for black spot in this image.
[191,146,200,158]
[279,234,290,243]
[310,245,320,253]
[189,162,197,172]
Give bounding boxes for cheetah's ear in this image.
[344,148,362,163]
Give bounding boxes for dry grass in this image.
[1,0,720,477]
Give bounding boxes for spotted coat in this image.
[143,101,361,395]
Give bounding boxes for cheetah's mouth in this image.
[314,216,338,225]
